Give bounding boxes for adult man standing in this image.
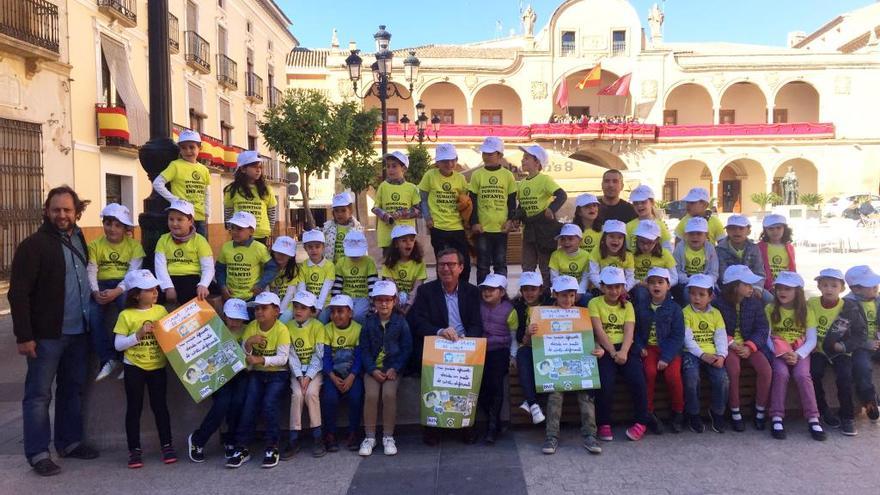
[469,137,517,284]
[9,186,99,476]
[408,248,484,445]
[595,169,637,227]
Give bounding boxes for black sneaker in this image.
[161,444,178,464]
[128,449,144,469]
[281,439,300,461]
[865,400,880,423]
[820,410,841,428]
[33,458,61,476]
[841,418,858,436]
[61,444,100,460]
[225,448,250,468]
[709,411,726,433]
[224,444,236,460]
[753,412,767,431]
[809,422,827,441]
[261,447,279,468]
[646,413,664,435]
[688,414,704,433]
[669,412,684,434]
[312,438,327,458]
[541,436,558,455]
[187,432,205,463]
[771,420,786,440]
[324,433,339,453]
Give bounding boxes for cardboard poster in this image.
[155,299,247,403]
[420,336,486,429]
[530,306,601,393]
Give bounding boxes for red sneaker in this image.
[626,423,647,441]
[597,424,613,441]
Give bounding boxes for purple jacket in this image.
[481,299,514,352]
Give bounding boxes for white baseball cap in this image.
[518,144,549,167]
[434,143,458,162]
[479,273,508,289]
[726,215,751,228]
[236,150,260,169]
[479,136,504,154]
[371,280,398,298]
[123,269,160,290]
[223,298,250,320]
[519,270,543,288]
[646,267,671,281]
[301,229,325,244]
[329,294,354,309]
[166,199,195,217]
[762,214,787,228]
[602,219,627,235]
[629,185,655,203]
[685,216,709,233]
[634,220,661,241]
[343,230,368,257]
[332,191,353,208]
[814,268,845,283]
[292,290,317,308]
[555,223,583,239]
[391,224,417,239]
[723,265,762,285]
[575,193,599,208]
[551,275,579,292]
[774,271,804,288]
[384,151,409,167]
[599,266,626,286]
[687,273,715,289]
[253,291,282,308]
[682,187,710,203]
[845,265,880,288]
[178,129,201,143]
[271,236,297,257]
[100,203,136,227]
[228,211,257,230]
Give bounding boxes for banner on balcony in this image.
[96,106,130,141]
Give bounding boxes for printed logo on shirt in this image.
[442,182,452,192]
[310,273,319,282]
[699,321,709,331]
[783,318,794,329]
[640,258,651,268]
[569,262,578,272]
[523,187,531,196]
[608,313,618,324]
[818,316,828,327]
[295,338,305,350]
[174,248,184,258]
[234,253,244,263]
[336,335,346,346]
[584,237,593,247]
[109,251,120,261]
[351,266,360,276]
[398,269,408,279]
[391,192,400,201]
[772,255,783,265]
[489,176,498,185]
[192,171,201,181]
[690,257,701,267]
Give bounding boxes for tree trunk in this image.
[301,170,315,230]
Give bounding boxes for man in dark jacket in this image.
[408,248,484,445]
[8,186,99,476]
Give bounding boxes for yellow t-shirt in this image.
[287,318,327,366]
[588,297,635,345]
[683,245,707,276]
[580,228,603,254]
[647,303,660,346]
[325,320,363,350]
[589,248,635,271]
[268,267,301,301]
[159,158,211,221]
[861,301,878,339]
[241,319,291,372]
[113,305,169,371]
[374,180,421,248]
[626,218,672,251]
[766,243,790,280]
[675,214,726,244]
[807,297,844,352]
[88,236,146,281]
[765,304,817,345]
[517,173,560,218]
[155,233,212,277]
[380,259,427,294]
[549,248,590,280]
[335,256,378,298]
[223,185,277,239]
[218,240,271,300]
[418,168,468,231]
[683,305,725,355]
[633,249,677,281]
[468,166,517,233]
[299,258,335,297]
[333,224,350,262]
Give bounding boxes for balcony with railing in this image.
[184,31,210,74]
[97,0,136,28]
[268,86,282,109]
[0,0,60,59]
[611,40,626,57]
[216,54,237,90]
[246,72,264,103]
[168,13,179,53]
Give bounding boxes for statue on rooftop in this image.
[522,4,537,37]
[648,3,664,45]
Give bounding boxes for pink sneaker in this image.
[597,424,613,441]
[626,423,647,441]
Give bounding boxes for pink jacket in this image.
[757,241,796,290]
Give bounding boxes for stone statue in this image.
[522,4,537,37]
[331,28,339,48]
[648,3,664,44]
[781,166,799,205]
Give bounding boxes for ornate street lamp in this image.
[399,100,440,143]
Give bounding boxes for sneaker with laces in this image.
[597,424,613,441]
[519,401,531,415]
[688,414,704,434]
[224,444,236,460]
[625,423,646,441]
[808,421,827,441]
[187,432,204,463]
[128,449,144,469]
[529,403,546,424]
[865,400,880,423]
[709,411,726,433]
[225,448,250,468]
[95,360,119,382]
[541,436,558,455]
[358,437,376,457]
[382,436,398,456]
[161,444,177,464]
[261,447,280,468]
[841,418,858,436]
[582,435,602,454]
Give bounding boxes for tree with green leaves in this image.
[337,104,382,221]
[404,143,432,185]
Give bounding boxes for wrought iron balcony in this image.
[168,13,179,53]
[246,72,264,103]
[97,0,136,28]
[268,86,282,109]
[184,30,210,74]
[0,0,60,58]
[217,54,238,90]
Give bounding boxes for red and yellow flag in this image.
[576,64,602,90]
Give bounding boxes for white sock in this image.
[731,408,742,420]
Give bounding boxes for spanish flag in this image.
[576,64,602,90]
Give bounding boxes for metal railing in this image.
[184,30,210,73]
[97,0,136,26]
[168,13,179,53]
[560,40,576,56]
[246,72,264,102]
[216,54,238,89]
[0,0,60,54]
[612,40,626,56]
[268,86,282,108]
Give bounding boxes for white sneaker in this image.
[382,436,397,456]
[358,437,376,456]
[95,360,118,382]
[530,404,546,424]
[519,401,531,414]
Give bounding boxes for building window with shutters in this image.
[219,98,233,145]
[433,109,454,124]
[480,110,503,125]
[386,108,399,124]
[247,112,257,150]
[188,82,206,132]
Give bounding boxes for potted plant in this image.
[750,192,781,221]
[799,193,824,219]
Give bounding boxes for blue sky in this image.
[278,0,869,50]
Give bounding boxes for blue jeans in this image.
[596,346,649,425]
[22,335,89,464]
[682,352,729,416]
[235,370,290,447]
[195,220,208,239]
[516,346,538,405]
[321,373,364,434]
[192,371,249,447]
[88,278,124,365]
[475,232,508,285]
